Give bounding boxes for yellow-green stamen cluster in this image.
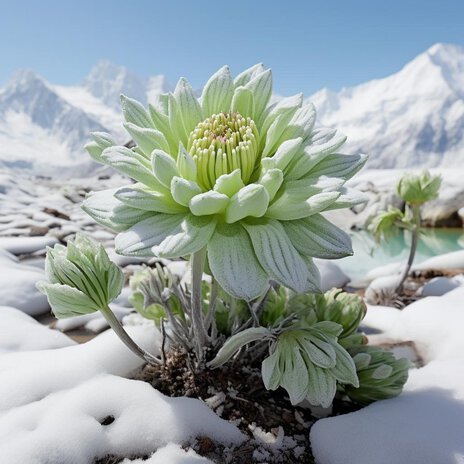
[187,112,260,191]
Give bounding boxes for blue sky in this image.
[0,0,463,96]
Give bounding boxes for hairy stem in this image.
[191,248,208,359]
[100,305,161,365]
[396,203,421,294]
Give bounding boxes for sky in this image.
[0,0,463,96]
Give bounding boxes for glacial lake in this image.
[338,228,464,284]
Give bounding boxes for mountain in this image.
[0,63,172,176]
[0,44,463,177]
[311,43,464,168]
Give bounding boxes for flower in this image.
[83,64,367,301]
[36,233,124,318]
[369,206,406,241]
[262,323,359,407]
[397,170,442,205]
[343,345,410,405]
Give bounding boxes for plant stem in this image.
[191,248,208,359]
[100,305,161,365]
[396,203,421,295]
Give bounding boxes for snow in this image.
[311,287,464,464]
[0,256,50,315]
[414,250,464,271]
[0,306,75,353]
[310,43,464,169]
[122,444,214,463]
[0,306,243,463]
[0,236,58,254]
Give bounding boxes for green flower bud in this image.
[397,170,442,205]
[262,323,359,407]
[37,234,124,318]
[344,345,410,405]
[187,112,260,191]
[287,289,367,339]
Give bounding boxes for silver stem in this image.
[190,248,208,358]
[100,305,161,366]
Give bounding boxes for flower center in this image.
[187,112,260,191]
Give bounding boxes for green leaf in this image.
[283,214,353,259]
[36,282,99,319]
[305,153,368,180]
[243,218,308,292]
[261,348,282,391]
[151,149,180,188]
[208,327,273,368]
[85,132,115,164]
[207,222,269,301]
[115,214,184,256]
[153,214,217,259]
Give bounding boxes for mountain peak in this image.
[83,60,147,108]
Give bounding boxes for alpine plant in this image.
[83,63,367,302]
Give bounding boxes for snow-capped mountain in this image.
[0,44,463,177]
[0,62,172,176]
[311,43,464,168]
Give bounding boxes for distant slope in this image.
[310,43,464,168]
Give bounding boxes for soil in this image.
[96,348,362,464]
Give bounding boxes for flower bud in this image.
[397,170,441,205]
[344,345,410,405]
[37,233,124,318]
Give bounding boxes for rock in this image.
[42,207,70,221]
[420,276,462,297]
[421,190,464,227]
[29,225,50,236]
[314,259,350,291]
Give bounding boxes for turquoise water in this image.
[337,228,464,283]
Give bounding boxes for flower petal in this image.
[201,65,234,116]
[82,189,151,232]
[207,222,269,301]
[282,214,352,259]
[152,149,180,188]
[85,132,115,164]
[234,63,266,87]
[171,176,202,206]
[174,77,203,135]
[213,169,245,197]
[115,214,184,256]
[101,146,158,188]
[324,187,369,210]
[266,190,340,221]
[189,191,229,216]
[225,184,269,223]
[231,86,255,118]
[244,69,272,120]
[114,184,186,213]
[120,95,154,129]
[124,123,170,156]
[242,218,308,292]
[304,153,368,180]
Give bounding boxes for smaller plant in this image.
[37,234,160,365]
[370,170,442,294]
[343,345,411,405]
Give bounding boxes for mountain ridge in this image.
[0,43,463,176]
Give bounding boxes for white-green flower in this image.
[36,233,124,318]
[83,64,366,301]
